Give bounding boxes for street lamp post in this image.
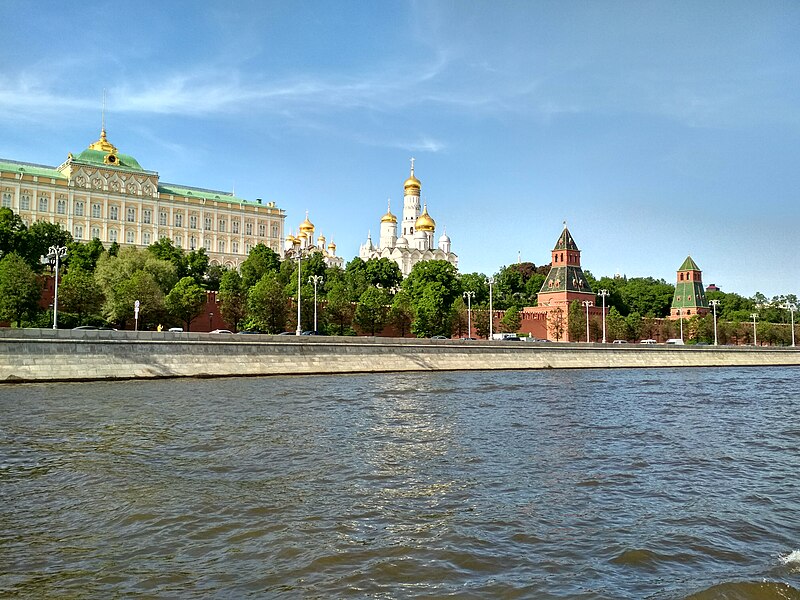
[47,245,67,329]
[751,313,758,346]
[708,299,720,346]
[463,291,475,338]
[678,308,684,341]
[582,300,593,342]
[598,289,609,343]
[488,277,495,340]
[309,275,323,334]
[783,303,797,347]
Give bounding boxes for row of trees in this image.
[0,207,796,340]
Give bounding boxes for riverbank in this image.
[1,328,799,383]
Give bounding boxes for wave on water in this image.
[779,550,800,573]
[683,580,800,600]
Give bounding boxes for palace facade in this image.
[0,128,286,268]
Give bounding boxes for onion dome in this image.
[381,198,397,223]
[404,158,421,194]
[396,236,408,248]
[415,203,436,232]
[438,230,451,244]
[328,239,336,252]
[299,210,314,233]
[317,233,326,246]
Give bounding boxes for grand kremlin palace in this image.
[0,129,286,268]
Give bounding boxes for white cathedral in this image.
[359,159,458,276]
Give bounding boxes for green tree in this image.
[606,307,628,341]
[25,220,73,271]
[148,238,188,278]
[459,272,489,305]
[624,311,644,341]
[354,286,390,335]
[187,249,209,285]
[218,270,248,332]
[0,253,42,326]
[0,208,27,259]
[473,303,490,339]
[241,243,281,288]
[404,260,461,308]
[58,267,104,325]
[108,241,120,257]
[205,264,227,291]
[248,272,289,333]
[364,257,402,290]
[500,305,521,333]
[95,247,176,327]
[568,300,585,341]
[344,257,369,301]
[451,296,469,337]
[165,276,208,331]
[325,281,355,335]
[67,238,105,273]
[620,277,674,317]
[411,282,453,338]
[388,289,414,337]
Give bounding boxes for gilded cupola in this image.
[415,203,436,232]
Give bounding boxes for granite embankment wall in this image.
[1,329,799,383]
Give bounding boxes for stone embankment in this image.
[1,328,798,383]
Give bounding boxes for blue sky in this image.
[1,1,798,298]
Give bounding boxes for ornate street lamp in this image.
[783,302,797,347]
[46,245,67,329]
[708,299,720,345]
[488,277,495,340]
[463,291,475,338]
[597,289,609,343]
[309,275,323,334]
[582,300,593,342]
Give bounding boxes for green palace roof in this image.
[73,148,145,172]
[0,158,65,179]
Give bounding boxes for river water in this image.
[1,367,799,599]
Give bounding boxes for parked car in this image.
[237,329,265,334]
[612,340,628,344]
[640,339,658,345]
[430,335,449,340]
[665,338,685,345]
[461,337,476,341]
[168,327,184,332]
[210,329,233,334]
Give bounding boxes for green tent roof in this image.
[553,227,579,251]
[679,256,700,271]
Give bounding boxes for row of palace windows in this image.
[72,225,269,255]
[4,193,279,237]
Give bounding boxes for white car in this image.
[640,339,658,345]
[665,338,685,345]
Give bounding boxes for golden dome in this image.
[317,233,326,245]
[404,158,421,193]
[381,198,397,223]
[328,240,336,251]
[415,204,436,232]
[286,233,297,244]
[299,210,314,233]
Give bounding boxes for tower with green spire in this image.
[670,256,709,318]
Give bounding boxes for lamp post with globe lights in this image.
[597,289,609,343]
[463,291,475,338]
[46,245,67,329]
[782,302,796,347]
[488,277,495,340]
[708,299,721,345]
[309,275,323,334]
[582,300,593,342]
